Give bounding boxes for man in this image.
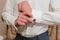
[2,0,60,40]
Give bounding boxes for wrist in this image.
[14,19,19,27]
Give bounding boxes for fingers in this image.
[24,12,33,18]
[18,13,33,23]
[18,18,27,23]
[22,2,32,18]
[15,13,33,26]
[16,20,25,26]
[26,18,33,23]
[18,1,33,18]
[22,2,32,12]
[20,15,33,23]
[20,12,33,18]
[18,2,23,12]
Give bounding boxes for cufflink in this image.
[33,19,36,22]
[31,19,36,27]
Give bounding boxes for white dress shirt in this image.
[2,0,60,37]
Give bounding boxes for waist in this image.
[18,25,48,37]
[17,31,48,38]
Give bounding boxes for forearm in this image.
[32,9,60,25]
[41,12,60,25]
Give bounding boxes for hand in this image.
[18,1,33,18]
[15,12,33,26]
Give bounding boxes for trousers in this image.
[14,31,49,40]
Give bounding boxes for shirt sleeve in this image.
[32,0,60,25]
[2,0,17,27]
[32,9,60,25]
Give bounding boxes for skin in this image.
[15,1,34,26]
[18,1,32,17]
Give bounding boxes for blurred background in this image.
[0,0,7,39]
[0,0,6,27]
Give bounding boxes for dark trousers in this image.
[14,31,50,40]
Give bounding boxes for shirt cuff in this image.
[2,13,18,30]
